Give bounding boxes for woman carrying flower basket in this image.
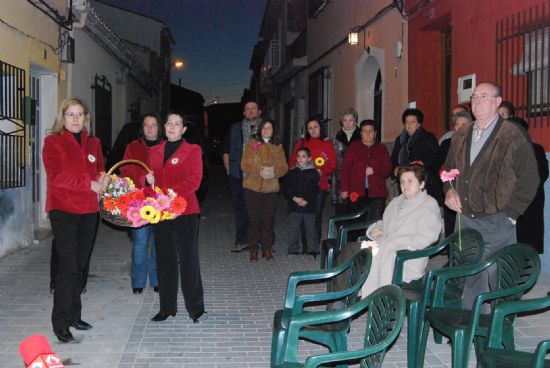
[288,118,337,250]
[43,98,110,343]
[119,114,162,295]
[241,119,288,262]
[145,112,207,323]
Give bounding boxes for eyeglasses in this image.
[165,120,183,127]
[65,112,85,118]
[470,93,498,102]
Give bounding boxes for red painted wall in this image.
[408,0,550,150]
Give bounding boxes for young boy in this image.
[284,147,320,256]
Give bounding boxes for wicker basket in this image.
[100,159,151,227]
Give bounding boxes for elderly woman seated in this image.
[336,164,442,297]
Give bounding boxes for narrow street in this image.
[1,164,550,367]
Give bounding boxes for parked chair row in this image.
[271,206,547,367]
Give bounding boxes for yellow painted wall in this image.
[0,0,64,99]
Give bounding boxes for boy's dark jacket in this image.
[284,163,320,213]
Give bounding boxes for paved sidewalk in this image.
[1,165,550,367]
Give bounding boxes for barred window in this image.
[0,60,26,189]
[497,5,550,126]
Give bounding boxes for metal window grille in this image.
[267,40,281,69]
[308,66,332,136]
[496,1,550,127]
[0,60,26,189]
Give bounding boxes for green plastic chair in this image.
[392,229,484,368]
[274,284,406,368]
[321,220,379,271]
[319,207,372,269]
[480,296,550,367]
[270,248,372,367]
[417,243,541,368]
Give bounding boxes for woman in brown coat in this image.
[241,119,288,262]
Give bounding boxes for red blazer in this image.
[119,139,157,188]
[340,141,392,199]
[289,137,337,191]
[43,130,104,214]
[148,140,202,215]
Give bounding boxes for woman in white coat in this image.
[336,164,442,297]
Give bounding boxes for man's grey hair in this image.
[340,108,358,123]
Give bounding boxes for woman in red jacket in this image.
[289,119,337,253]
[145,112,206,323]
[340,120,392,218]
[43,98,109,343]
[119,114,162,294]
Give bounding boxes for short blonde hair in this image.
[50,98,91,135]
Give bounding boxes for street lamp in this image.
[348,27,360,45]
[172,59,185,86]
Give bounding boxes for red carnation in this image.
[349,192,359,203]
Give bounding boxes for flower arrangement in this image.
[440,168,462,250]
[100,174,187,227]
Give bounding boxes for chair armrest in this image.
[430,258,493,306]
[284,268,342,309]
[392,241,443,284]
[487,297,550,348]
[326,207,369,239]
[338,221,373,249]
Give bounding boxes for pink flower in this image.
[127,207,142,223]
[156,194,171,211]
[131,217,148,228]
[440,168,460,182]
[251,141,261,150]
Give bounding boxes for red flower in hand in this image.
[349,192,359,203]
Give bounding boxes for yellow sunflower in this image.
[139,205,156,221]
[149,209,161,224]
[314,157,325,167]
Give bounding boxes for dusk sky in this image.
[100,0,267,104]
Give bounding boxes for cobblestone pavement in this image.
[1,165,549,367]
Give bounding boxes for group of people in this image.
[43,80,546,344]
[43,98,207,343]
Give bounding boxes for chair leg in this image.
[407,301,420,368]
[270,328,286,367]
[416,320,432,368]
[327,247,334,269]
[451,329,471,368]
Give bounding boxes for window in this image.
[498,8,550,124]
[0,60,26,189]
[308,67,332,136]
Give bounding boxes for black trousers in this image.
[49,210,98,331]
[154,214,204,318]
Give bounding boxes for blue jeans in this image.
[131,225,158,288]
